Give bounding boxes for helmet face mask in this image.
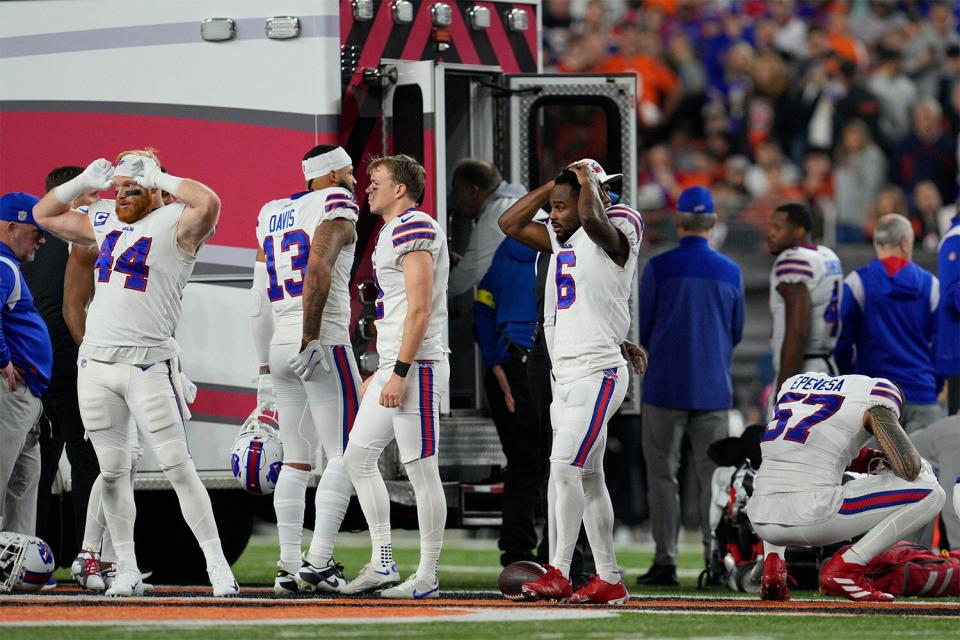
[0,532,55,592]
[230,405,284,496]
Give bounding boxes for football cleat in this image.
[274,567,299,596]
[521,564,572,601]
[341,562,401,595]
[101,564,116,590]
[74,551,105,592]
[379,574,440,600]
[296,558,348,593]
[208,560,240,597]
[104,565,143,597]
[569,574,630,604]
[819,552,894,602]
[760,554,791,602]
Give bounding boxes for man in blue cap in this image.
[0,192,53,536]
[636,185,744,586]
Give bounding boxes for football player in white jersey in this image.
[500,160,641,604]
[251,145,361,595]
[339,154,449,599]
[768,204,844,394]
[746,372,945,602]
[33,150,238,597]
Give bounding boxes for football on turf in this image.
[498,561,547,601]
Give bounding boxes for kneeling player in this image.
[746,373,945,602]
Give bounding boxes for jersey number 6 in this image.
[556,250,577,310]
[762,392,845,444]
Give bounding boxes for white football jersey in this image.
[80,200,194,365]
[372,210,449,365]
[255,188,358,345]
[748,372,904,524]
[547,204,643,384]
[769,245,843,372]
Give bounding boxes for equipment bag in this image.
[862,541,960,597]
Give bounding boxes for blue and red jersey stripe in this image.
[332,345,359,449]
[418,362,437,458]
[572,370,617,468]
[838,488,932,514]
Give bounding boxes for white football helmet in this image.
[0,532,55,592]
[230,405,283,495]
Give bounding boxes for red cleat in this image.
[819,552,894,602]
[760,554,791,601]
[521,564,572,601]
[569,574,630,604]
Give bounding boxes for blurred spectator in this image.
[637,186,744,585]
[852,0,908,49]
[936,44,960,135]
[826,6,869,68]
[799,147,837,241]
[836,214,943,433]
[743,52,791,154]
[833,119,886,244]
[745,141,799,199]
[910,180,945,250]
[832,59,886,153]
[665,32,707,136]
[868,47,918,145]
[891,98,958,205]
[769,0,807,60]
[865,184,908,240]
[902,1,960,99]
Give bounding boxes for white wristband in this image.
[54,175,88,205]
[154,172,184,196]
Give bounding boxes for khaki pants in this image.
[0,383,42,534]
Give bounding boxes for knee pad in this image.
[153,434,191,471]
[97,447,131,480]
[342,445,379,480]
[551,461,582,489]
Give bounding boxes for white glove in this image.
[180,372,198,404]
[256,373,275,408]
[288,340,332,382]
[55,159,114,204]
[124,155,162,188]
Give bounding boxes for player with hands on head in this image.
[32,150,237,597]
[746,373,945,602]
[251,145,362,595]
[339,154,450,599]
[499,159,643,604]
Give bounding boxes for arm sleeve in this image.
[638,261,656,349]
[392,215,441,261]
[449,207,505,296]
[732,272,745,347]
[474,285,505,369]
[835,276,862,374]
[0,265,14,368]
[250,261,274,366]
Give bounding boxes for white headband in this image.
[302,147,352,180]
[114,154,159,179]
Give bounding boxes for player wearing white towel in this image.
[767,204,844,394]
[32,150,238,597]
[500,160,641,604]
[339,155,450,599]
[746,372,945,602]
[252,145,362,595]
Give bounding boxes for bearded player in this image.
[499,160,642,604]
[747,373,945,602]
[339,155,450,599]
[32,150,237,597]
[251,145,361,595]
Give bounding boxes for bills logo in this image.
[37,541,53,565]
[17,211,27,222]
[267,461,283,484]
[93,211,110,226]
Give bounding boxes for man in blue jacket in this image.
[937,209,960,413]
[474,236,540,566]
[836,213,943,432]
[636,186,744,586]
[0,192,53,535]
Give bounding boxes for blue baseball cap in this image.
[0,192,41,228]
[676,185,714,215]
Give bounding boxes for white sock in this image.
[99,469,138,569]
[82,474,107,554]
[582,468,619,584]
[550,462,585,580]
[200,539,227,569]
[343,444,393,568]
[273,465,310,572]
[164,458,224,564]
[763,542,786,560]
[843,484,944,566]
[306,457,353,567]
[405,456,446,582]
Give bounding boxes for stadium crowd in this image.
[542,0,959,251]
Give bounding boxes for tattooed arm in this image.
[863,405,922,481]
[301,218,356,348]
